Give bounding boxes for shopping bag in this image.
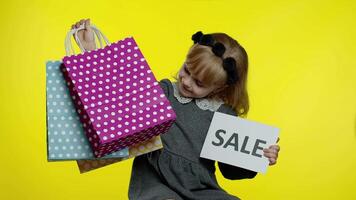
[46,26,129,160]
[61,24,176,158]
[76,135,163,173]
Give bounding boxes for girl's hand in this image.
[71,18,96,51]
[263,137,280,166]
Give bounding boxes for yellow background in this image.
[0,0,355,199]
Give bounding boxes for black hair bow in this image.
[192,31,226,57]
[191,31,239,85]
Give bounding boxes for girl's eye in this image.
[196,81,204,87]
[184,65,203,87]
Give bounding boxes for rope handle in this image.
[64,23,110,56]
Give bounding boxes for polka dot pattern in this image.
[62,37,176,158]
[46,61,129,160]
[77,135,163,173]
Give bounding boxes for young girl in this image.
[71,19,280,200]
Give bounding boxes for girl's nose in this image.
[182,77,192,89]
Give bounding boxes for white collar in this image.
[172,82,224,112]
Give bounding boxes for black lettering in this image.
[252,139,266,158]
[212,129,226,146]
[223,133,239,151]
[240,136,251,154]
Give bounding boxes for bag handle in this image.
[64,23,110,56]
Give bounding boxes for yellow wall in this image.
[0,0,355,199]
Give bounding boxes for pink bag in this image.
[61,24,176,158]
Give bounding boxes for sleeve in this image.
[216,104,258,180]
[158,78,171,98]
[218,162,258,180]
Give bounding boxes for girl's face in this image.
[177,63,223,98]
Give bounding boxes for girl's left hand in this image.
[263,137,280,166]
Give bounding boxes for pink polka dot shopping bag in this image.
[46,23,176,165]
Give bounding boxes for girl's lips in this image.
[181,84,191,94]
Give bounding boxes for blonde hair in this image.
[173,32,249,117]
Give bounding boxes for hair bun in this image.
[192,31,214,46]
[223,57,239,85]
[192,31,204,44]
[212,42,225,57]
[200,35,214,46]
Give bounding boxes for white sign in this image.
[200,112,279,174]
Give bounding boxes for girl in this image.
[71,19,280,200]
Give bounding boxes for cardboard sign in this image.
[200,112,279,174]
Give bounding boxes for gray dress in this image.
[128,79,257,200]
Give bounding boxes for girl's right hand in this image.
[71,18,96,51]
